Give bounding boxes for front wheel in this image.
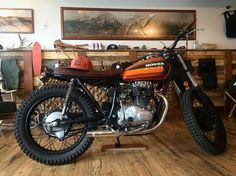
[14,84,95,165]
[181,88,227,154]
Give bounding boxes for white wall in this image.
[0,0,236,49]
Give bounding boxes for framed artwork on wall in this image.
[0,8,34,33]
[61,7,196,40]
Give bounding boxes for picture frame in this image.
[61,7,196,40]
[0,8,34,33]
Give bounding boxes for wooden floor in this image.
[0,118,236,176]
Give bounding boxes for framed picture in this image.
[0,8,34,33]
[61,7,196,40]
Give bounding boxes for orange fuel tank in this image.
[122,57,170,81]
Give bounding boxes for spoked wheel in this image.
[14,85,95,165]
[181,88,227,155]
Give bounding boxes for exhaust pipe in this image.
[87,93,169,138]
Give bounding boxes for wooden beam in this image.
[224,51,233,82]
[224,51,233,116]
[23,51,33,95]
[128,50,138,61]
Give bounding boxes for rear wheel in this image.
[181,88,226,154]
[14,84,95,165]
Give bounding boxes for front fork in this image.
[173,53,198,97]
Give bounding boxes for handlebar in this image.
[129,20,199,62]
[168,20,197,51]
[183,20,196,34]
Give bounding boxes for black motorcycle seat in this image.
[53,66,124,80]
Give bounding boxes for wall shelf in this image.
[1,49,236,107]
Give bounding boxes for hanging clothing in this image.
[0,58,20,91]
[224,10,236,38]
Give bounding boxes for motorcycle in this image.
[14,21,227,165]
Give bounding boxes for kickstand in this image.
[101,136,147,152]
[115,137,121,148]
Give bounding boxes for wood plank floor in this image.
[0,118,236,176]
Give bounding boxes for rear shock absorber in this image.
[61,78,75,119]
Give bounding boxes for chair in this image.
[0,93,16,136]
[0,90,17,126]
[0,58,18,127]
[225,91,236,118]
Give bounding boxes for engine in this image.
[117,81,154,127]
